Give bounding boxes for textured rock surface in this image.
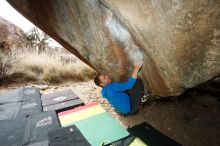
[7,0,220,97]
[0,16,24,51]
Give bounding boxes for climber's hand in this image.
[134,61,143,71]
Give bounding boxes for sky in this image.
[0,0,61,47]
[0,0,34,32]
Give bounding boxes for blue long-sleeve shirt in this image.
[101,77,137,114]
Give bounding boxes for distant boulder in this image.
[0,16,26,52]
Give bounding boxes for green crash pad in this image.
[73,112,129,146]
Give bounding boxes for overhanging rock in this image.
[7,0,220,97]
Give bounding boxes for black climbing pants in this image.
[129,78,144,114]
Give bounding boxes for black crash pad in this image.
[0,87,41,104]
[17,99,42,118]
[41,89,79,106]
[127,122,182,146]
[0,118,27,146]
[0,88,22,103]
[0,102,21,120]
[43,98,84,112]
[103,135,136,146]
[23,111,60,145]
[48,125,91,146]
[22,87,41,102]
[26,140,49,146]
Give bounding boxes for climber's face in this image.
[99,75,111,87]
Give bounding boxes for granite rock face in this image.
[7,0,220,97]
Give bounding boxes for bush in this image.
[0,51,14,80]
[42,67,62,83]
[10,51,97,84]
[6,71,38,83]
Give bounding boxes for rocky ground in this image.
[0,80,220,146]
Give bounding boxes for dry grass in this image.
[8,51,96,84]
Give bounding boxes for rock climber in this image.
[94,61,150,116]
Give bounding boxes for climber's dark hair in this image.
[94,74,102,87]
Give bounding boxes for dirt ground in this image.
[0,80,220,146]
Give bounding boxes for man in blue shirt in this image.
[94,62,150,115]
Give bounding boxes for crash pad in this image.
[23,111,60,145]
[41,89,79,106]
[0,118,27,146]
[17,99,42,118]
[58,102,105,127]
[48,125,90,146]
[0,102,21,120]
[43,98,84,112]
[128,122,181,146]
[0,88,22,103]
[73,112,129,146]
[22,87,41,102]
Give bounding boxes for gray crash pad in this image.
[0,118,27,146]
[0,102,21,120]
[0,87,41,104]
[41,89,79,106]
[23,111,60,145]
[43,98,84,112]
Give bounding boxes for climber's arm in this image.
[112,61,143,91]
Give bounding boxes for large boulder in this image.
[7,0,220,97]
[0,16,25,51]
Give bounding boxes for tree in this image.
[16,27,50,53]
